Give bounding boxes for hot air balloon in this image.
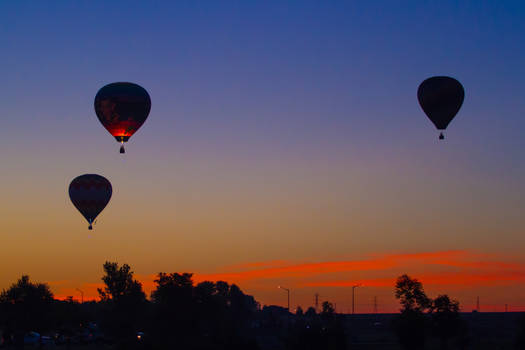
[94,82,151,153]
[417,76,464,140]
[69,174,112,230]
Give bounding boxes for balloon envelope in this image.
[94,82,151,143]
[417,76,464,130]
[69,174,112,229]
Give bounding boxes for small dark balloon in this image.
[418,76,464,137]
[69,174,112,230]
[94,82,151,152]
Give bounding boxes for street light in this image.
[352,284,361,315]
[76,288,84,304]
[278,286,290,312]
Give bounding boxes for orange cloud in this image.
[303,272,525,288]
[191,250,524,286]
[49,250,525,312]
[223,260,293,270]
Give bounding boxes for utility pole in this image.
[352,284,361,315]
[505,304,508,313]
[373,296,378,314]
[476,296,480,312]
[315,293,319,312]
[278,286,290,312]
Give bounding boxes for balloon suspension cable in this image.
[88,224,93,230]
[439,132,444,140]
[120,140,125,154]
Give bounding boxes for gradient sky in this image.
[1,1,525,313]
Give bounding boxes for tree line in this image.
[1,262,261,349]
[2,265,525,349]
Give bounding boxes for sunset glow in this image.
[49,250,525,313]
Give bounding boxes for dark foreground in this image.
[341,312,522,350]
[2,312,523,350]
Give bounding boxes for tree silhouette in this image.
[395,274,431,312]
[149,272,195,348]
[321,301,335,318]
[98,261,145,303]
[305,306,317,318]
[149,272,259,349]
[393,274,431,350]
[0,275,54,349]
[431,294,464,349]
[151,272,193,303]
[0,275,53,330]
[97,261,147,347]
[296,306,304,316]
[0,275,53,305]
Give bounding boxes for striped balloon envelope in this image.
[69,174,112,230]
